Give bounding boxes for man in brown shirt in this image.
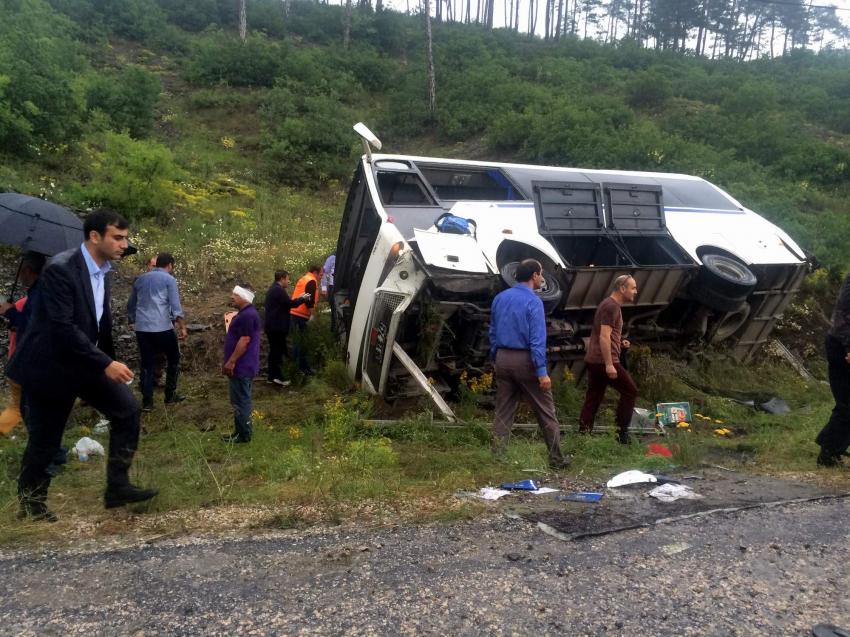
[579,275,638,444]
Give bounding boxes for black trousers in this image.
[265,329,289,381]
[19,375,141,502]
[136,330,180,403]
[291,315,310,372]
[816,335,850,455]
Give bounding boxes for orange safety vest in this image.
[290,272,319,320]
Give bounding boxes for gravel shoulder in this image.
[0,496,848,636]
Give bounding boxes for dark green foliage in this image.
[71,131,180,220]
[261,83,355,185]
[86,66,161,138]
[0,0,85,153]
[184,32,286,87]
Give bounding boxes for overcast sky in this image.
[376,0,850,47]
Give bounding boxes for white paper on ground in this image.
[606,470,658,488]
[476,487,512,500]
[531,487,559,495]
[649,483,702,502]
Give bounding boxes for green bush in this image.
[261,82,355,185]
[85,65,161,138]
[184,31,286,87]
[0,0,86,153]
[73,131,179,220]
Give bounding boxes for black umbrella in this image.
[0,193,84,256]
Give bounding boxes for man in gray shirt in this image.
[127,252,188,411]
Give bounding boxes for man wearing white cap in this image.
[222,285,261,443]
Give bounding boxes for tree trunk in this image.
[239,0,248,41]
[343,0,352,49]
[423,0,437,118]
[555,0,564,40]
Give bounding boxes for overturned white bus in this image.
[332,124,807,417]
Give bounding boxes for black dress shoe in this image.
[17,500,58,523]
[221,433,251,444]
[817,448,843,467]
[141,401,154,413]
[104,484,159,509]
[617,431,632,445]
[164,394,186,405]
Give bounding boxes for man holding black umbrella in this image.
[7,208,158,521]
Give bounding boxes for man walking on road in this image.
[8,208,157,521]
[815,272,850,467]
[290,264,323,375]
[127,252,187,411]
[264,270,308,386]
[579,274,638,444]
[222,285,261,443]
[489,259,570,469]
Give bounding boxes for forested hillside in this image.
[2,0,850,277]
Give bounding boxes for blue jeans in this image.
[228,376,253,441]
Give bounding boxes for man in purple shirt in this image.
[222,285,261,443]
[489,259,569,469]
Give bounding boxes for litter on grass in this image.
[645,443,673,458]
[73,437,105,462]
[475,487,512,500]
[93,418,110,434]
[531,487,559,495]
[607,470,658,488]
[649,483,702,502]
[501,479,539,491]
[558,492,604,503]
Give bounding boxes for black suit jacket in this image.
[7,246,116,386]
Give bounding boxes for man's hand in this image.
[128,323,135,332]
[178,325,188,340]
[538,375,552,391]
[0,301,13,315]
[300,293,312,301]
[105,361,134,384]
[621,339,631,349]
[222,360,236,376]
[605,364,618,379]
[845,351,850,364]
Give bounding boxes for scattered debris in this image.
[73,437,105,462]
[531,487,559,495]
[645,443,672,458]
[93,418,110,435]
[656,402,692,427]
[474,487,512,501]
[607,470,658,488]
[501,479,539,491]
[557,492,604,503]
[659,542,691,556]
[649,483,702,502]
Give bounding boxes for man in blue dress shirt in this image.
[127,252,187,411]
[489,259,569,469]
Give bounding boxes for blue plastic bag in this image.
[500,479,539,491]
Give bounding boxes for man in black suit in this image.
[264,270,308,386]
[8,209,158,521]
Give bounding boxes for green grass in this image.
[0,348,847,546]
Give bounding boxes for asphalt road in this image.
[0,498,848,636]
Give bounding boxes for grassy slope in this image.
[1,34,849,546]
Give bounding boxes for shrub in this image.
[73,131,180,220]
[261,83,355,185]
[85,66,161,138]
[184,31,286,87]
[0,1,86,153]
